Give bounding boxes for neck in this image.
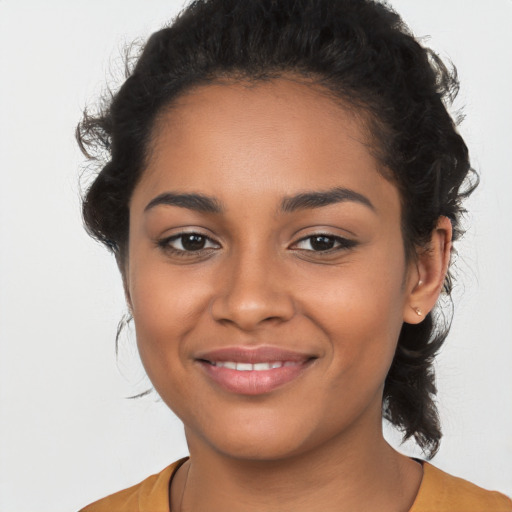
[173,416,423,512]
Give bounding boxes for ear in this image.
[403,216,452,324]
[116,253,134,315]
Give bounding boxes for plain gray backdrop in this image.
[0,1,511,510]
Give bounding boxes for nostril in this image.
[210,294,295,331]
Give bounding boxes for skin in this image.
[125,78,452,512]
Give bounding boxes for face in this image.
[126,79,417,461]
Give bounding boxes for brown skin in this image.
[125,79,452,512]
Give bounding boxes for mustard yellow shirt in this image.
[79,458,512,512]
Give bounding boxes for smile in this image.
[208,361,300,371]
[196,346,316,395]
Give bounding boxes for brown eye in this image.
[181,234,207,251]
[293,234,358,253]
[158,232,220,254]
[310,235,336,251]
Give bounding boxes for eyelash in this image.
[291,233,358,253]
[156,232,358,257]
[157,232,220,257]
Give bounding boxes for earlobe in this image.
[403,216,452,324]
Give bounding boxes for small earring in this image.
[417,280,423,287]
[413,307,422,316]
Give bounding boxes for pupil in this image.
[311,235,334,251]
[182,234,206,251]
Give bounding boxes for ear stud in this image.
[413,307,422,316]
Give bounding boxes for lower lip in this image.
[198,361,313,395]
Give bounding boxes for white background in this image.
[0,1,511,510]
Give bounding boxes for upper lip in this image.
[195,346,316,364]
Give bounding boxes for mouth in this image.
[195,346,316,395]
[207,360,301,370]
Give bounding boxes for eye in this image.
[292,234,357,252]
[158,232,220,254]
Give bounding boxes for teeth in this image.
[212,361,297,371]
[253,362,272,370]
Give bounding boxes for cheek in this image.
[299,249,407,383]
[128,261,213,384]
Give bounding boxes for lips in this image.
[211,361,298,370]
[195,346,316,395]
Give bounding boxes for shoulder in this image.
[410,462,512,512]
[78,458,187,512]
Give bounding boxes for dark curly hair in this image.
[77,0,476,458]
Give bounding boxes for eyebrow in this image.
[144,192,223,214]
[144,187,375,215]
[280,187,375,213]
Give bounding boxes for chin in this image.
[186,407,333,463]
[209,434,310,462]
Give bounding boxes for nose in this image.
[210,250,296,331]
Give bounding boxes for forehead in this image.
[133,78,399,216]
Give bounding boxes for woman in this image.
[77,0,511,510]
